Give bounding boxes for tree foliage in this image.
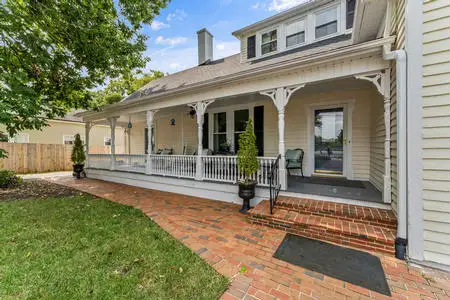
[71,134,85,165]
[237,119,259,183]
[0,0,169,139]
[91,70,164,107]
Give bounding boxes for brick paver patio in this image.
[47,176,450,300]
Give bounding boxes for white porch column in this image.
[260,85,304,190]
[146,110,158,174]
[108,117,118,170]
[355,71,392,203]
[84,121,92,168]
[189,100,215,180]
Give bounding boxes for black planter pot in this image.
[73,164,84,179]
[238,181,256,213]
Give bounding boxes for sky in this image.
[143,0,309,74]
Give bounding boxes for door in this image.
[314,107,344,175]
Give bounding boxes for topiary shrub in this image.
[0,170,23,189]
[237,118,259,184]
[71,133,86,165]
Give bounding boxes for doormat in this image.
[291,176,366,188]
[273,234,391,296]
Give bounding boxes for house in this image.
[1,111,128,154]
[79,0,450,270]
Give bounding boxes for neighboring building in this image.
[79,0,450,270]
[1,112,129,154]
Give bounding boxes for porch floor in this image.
[287,175,383,204]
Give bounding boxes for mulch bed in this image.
[0,179,85,202]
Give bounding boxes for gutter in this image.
[79,37,395,119]
[383,44,408,260]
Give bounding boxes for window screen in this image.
[286,20,305,47]
[315,7,338,39]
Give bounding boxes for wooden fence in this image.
[0,142,73,174]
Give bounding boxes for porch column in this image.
[189,100,215,181]
[146,110,158,174]
[260,85,304,190]
[354,71,391,203]
[84,122,92,168]
[108,117,118,170]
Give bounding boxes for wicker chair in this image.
[286,148,304,177]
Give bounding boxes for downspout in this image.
[383,44,408,260]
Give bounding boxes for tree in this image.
[91,70,164,107]
[0,0,169,141]
[237,119,259,184]
[71,134,85,165]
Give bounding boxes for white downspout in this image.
[383,44,408,259]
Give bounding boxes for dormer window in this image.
[315,6,338,39]
[261,30,277,55]
[286,19,306,48]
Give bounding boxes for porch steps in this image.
[248,197,397,255]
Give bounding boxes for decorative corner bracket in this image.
[354,71,389,98]
[188,100,215,117]
[260,84,305,112]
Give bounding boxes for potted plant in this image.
[237,118,259,213]
[71,133,86,179]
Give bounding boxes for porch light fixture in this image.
[189,108,196,119]
[127,122,133,129]
[170,118,176,126]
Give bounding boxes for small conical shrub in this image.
[237,118,258,183]
[71,133,86,164]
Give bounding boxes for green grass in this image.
[0,196,229,299]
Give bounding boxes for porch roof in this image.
[122,34,361,102]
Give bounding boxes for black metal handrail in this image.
[269,154,281,214]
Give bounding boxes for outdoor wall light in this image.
[170,118,176,126]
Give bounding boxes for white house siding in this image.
[239,32,256,63]
[422,0,450,266]
[389,0,406,212]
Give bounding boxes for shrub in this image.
[0,170,22,189]
[237,118,259,184]
[71,134,86,165]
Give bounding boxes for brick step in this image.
[275,196,397,229]
[248,201,396,255]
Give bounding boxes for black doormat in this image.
[290,176,366,188]
[273,234,391,296]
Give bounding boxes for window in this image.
[247,35,256,59]
[346,0,356,29]
[261,30,277,55]
[63,135,75,145]
[315,6,338,39]
[9,133,29,144]
[286,19,305,47]
[213,112,227,153]
[233,109,249,153]
[104,137,111,146]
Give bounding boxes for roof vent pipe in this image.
[197,28,214,65]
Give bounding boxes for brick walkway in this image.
[47,176,450,300]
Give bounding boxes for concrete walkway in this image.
[46,176,450,300]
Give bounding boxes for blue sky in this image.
[143,0,308,74]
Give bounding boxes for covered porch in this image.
[84,74,393,207]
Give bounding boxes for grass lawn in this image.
[0,195,229,299]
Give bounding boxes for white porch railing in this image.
[88,154,112,170]
[150,155,197,179]
[202,155,276,186]
[115,155,146,173]
[87,154,278,187]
